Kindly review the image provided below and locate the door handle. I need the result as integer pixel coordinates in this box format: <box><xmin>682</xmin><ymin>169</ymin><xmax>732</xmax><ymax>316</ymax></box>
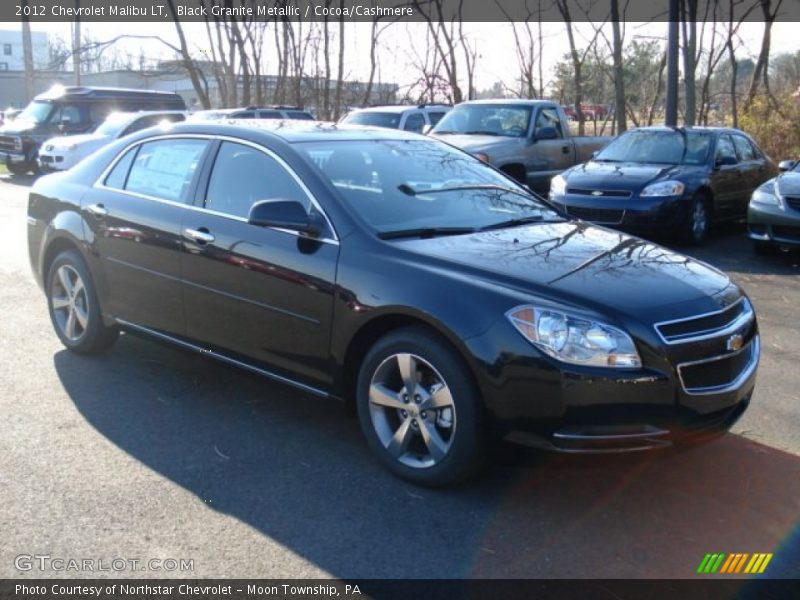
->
<box><xmin>86</xmin><ymin>203</ymin><xmax>108</xmax><ymax>218</ymax></box>
<box><xmin>184</xmin><ymin>227</ymin><xmax>215</xmax><ymax>244</ymax></box>
<box><xmin>562</xmin><ymin>145</ymin><xmax>570</xmax><ymax>154</ymax></box>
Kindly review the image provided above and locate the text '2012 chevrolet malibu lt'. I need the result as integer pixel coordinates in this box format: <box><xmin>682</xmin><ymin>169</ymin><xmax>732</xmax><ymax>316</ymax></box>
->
<box><xmin>27</xmin><ymin>120</ymin><xmax>759</xmax><ymax>486</ymax></box>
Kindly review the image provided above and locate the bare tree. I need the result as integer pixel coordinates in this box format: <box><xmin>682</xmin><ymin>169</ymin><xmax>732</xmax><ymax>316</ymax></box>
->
<box><xmin>166</xmin><ymin>0</ymin><xmax>211</xmax><ymax>108</ymax></box>
<box><xmin>609</xmin><ymin>0</ymin><xmax>626</xmax><ymax>132</ymax></box>
<box><xmin>72</xmin><ymin>1</ymin><xmax>81</xmax><ymax>85</ymax></box>
<box><xmin>20</xmin><ymin>0</ymin><xmax>34</xmax><ymax>102</ymax></box>
<box><xmin>744</xmin><ymin>0</ymin><xmax>783</xmax><ymax>110</ymax></box>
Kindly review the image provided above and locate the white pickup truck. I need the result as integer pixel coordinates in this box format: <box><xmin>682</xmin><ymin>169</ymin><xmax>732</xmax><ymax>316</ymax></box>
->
<box><xmin>430</xmin><ymin>99</ymin><xmax>612</xmax><ymax>193</ymax></box>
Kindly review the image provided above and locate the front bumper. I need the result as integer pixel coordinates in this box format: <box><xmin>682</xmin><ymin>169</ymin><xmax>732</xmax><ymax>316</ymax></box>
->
<box><xmin>465</xmin><ymin>311</ymin><xmax>758</xmax><ymax>453</ymax></box>
<box><xmin>37</xmin><ymin>153</ymin><xmax>71</xmax><ymax>171</ymax></box>
<box><xmin>748</xmin><ymin>201</ymin><xmax>800</xmax><ymax>246</ymax></box>
<box><xmin>550</xmin><ymin>192</ymin><xmax>690</xmax><ymax>234</ymax></box>
<box><xmin>0</xmin><ymin>151</ymin><xmax>28</xmax><ymax>164</ymax></box>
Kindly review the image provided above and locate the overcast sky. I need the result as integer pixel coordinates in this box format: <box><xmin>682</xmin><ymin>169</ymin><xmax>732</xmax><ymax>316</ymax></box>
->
<box><xmin>8</xmin><ymin>20</ymin><xmax>800</xmax><ymax>93</ymax></box>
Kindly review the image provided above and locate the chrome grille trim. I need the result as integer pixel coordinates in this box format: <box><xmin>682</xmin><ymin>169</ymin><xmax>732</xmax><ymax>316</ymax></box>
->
<box><xmin>654</xmin><ymin>297</ymin><xmax>753</xmax><ymax>345</ymax></box>
<box><xmin>677</xmin><ymin>336</ymin><xmax>760</xmax><ymax>396</ymax></box>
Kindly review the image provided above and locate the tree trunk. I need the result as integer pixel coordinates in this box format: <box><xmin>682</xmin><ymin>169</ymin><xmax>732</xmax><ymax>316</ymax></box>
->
<box><xmin>21</xmin><ymin>1</ymin><xmax>34</xmax><ymax>102</ymax></box>
<box><xmin>610</xmin><ymin>0</ymin><xmax>626</xmax><ymax>133</ymax></box>
<box><xmin>333</xmin><ymin>11</ymin><xmax>345</xmax><ymax>120</ymax></box>
<box><xmin>680</xmin><ymin>0</ymin><xmax>698</xmax><ymax>126</ymax></box>
<box><xmin>72</xmin><ymin>5</ymin><xmax>81</xmax><ymax>85</ymax></box>
<box><xmin>166</xmin><ymin>0</ymin><xmax>210</xmax><ymax>108</ymax></box>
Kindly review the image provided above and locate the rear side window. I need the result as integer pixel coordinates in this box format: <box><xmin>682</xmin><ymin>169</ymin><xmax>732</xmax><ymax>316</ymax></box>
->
<box><xmin>258</xmin><ymin>110</ymin><xmax>282</xmax><ymax>119</ymax></box>
<box><xmin>124</xmin><ymin>139</ymin><xmax>208</xmax><ymax>203</ymax></box>
<box><xmin>715</xmin><ymin>135</ymin><xmax>737</xmax><ymax>161</ymax></box>
<box><xmin>205</xmin><ymin>141</ymin><xmax>310</xmax><ymax>219</ymax></box>
<box><xmin>733</xmin><ymin>135</ymin><xmax>756</xmax><ymax>161</ymax></box>
<box><xmin>428</xmin><ymin>112</ymin><xmax>447</xmax><ymax>126</ymax></box>
<box><xmin>287</xmin><ymin>111</ymin><xmax>314</xmax><ymax>120</ymax></box>
<box><xmin>403</xmin><ymin>113</ymin><xmax>426</xmax><ymax>133</ymax></box>
<box><xmin>104</xmin><ymin>146</ymin><xmax>138</xmax><ymax>189</ymax></box>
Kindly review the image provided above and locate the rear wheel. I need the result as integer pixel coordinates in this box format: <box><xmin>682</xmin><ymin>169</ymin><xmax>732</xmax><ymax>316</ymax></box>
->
<box><xmin>46</xmin><ymin>250</ymin><xmax>119</xmax><ymax>354</ymax></box>
<box><xmin>356</xmin><ymin>327</ymin><xmax>485</xmax><ymax>486</ymax></box>
<box><xmin>6</xmin><ymin>161</ymin><xmax>30</xmax><ymax>176</ymax></box>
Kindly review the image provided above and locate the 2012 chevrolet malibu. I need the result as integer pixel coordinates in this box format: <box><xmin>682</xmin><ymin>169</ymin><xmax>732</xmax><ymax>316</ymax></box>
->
<box><xmin>27</xmin><ymin>121</ymin><xmax>760</xmax><ymax>486</ymax></box>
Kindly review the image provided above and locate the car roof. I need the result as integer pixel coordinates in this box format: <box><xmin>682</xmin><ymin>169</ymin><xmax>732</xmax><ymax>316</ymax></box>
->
<box><xmin>455</xmin><ymin>99</ymin><xmax>559</xmax><ymax>106</ymax></box>
<box><xmin>628</xmin><ymin>125</ymin><xmax>750</xmax><ymax>135</ymax></box>
<box><xmin>104</xmin><ymin>110</ymin><xmax>186</xmax><ymax>123</ymax></box>
<box><xmin>159</xmin><ymin>119</ymin><xmax>427</xmax><ymax>143</ymax></box>
<box><xmin>349</xmin><ymin>105</ymin><xmax>449</xmax><ymax>114</ymax></box>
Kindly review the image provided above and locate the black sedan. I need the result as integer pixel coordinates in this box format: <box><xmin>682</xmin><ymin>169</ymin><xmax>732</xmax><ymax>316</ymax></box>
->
<box><xmin>28</xmin><ymin>121</ymin><xmax>759</xmax><ymax>486</ymax></box>
<box><xmin>748</xmin><ymin>159</ymin><xmax>800</xmax><ymax>252</ymax></box>
<box><xmin>549</xmin><ymin>126</ymin><xmax>777</xmax><ymax>244</ymax></box>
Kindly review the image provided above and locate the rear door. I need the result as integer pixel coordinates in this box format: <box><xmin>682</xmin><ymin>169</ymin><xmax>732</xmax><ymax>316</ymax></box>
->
<box><xmin>82</xmin><ymin>136</ymin><xmax>211</xmax><ymax>335</ymax></box>
<box><xmin>181</xmin><ymin>140</ymin><xmax>339</xmax><ymax>387</ymax></box>
<box><xmin>710</xmin><ymin>134</ymin><xmax>742</xmax><ymax>217</ymax></box>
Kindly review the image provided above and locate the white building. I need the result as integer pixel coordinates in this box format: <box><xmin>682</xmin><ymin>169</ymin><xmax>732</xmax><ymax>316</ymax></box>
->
<box><xmin>0</xmin><ymin>29</ymin><xmax>49</xmax><ymax>72</ymax></box>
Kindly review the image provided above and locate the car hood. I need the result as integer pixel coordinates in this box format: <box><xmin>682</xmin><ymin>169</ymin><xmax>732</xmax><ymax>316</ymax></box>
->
<box><xmin>44</xmin><ymin>133</ymin><xmax>109</xmax><ymax>150</ymax></box>
<box><xmin>395</xmin><ymin>221</ymin><xmax>735</xmax><ymax>322</ymax></box>
<box><xmin>775</xmin><ymin>172</ymin><xmax>800</xmax><ymax>197</ymax></box>
<box><xmin>430</xmin><ymin>133</ymin><xmax>525</xmax><ymax>154</ymax></box>
<box><xmin>563</xmin><ymin>161</ymin><xmax>690</xmax><ymax>191</ymax></box>
<box><xmin>0</xmin><ymin>120</ymin><xmax>37</xmax><ymax>135</ymax></box>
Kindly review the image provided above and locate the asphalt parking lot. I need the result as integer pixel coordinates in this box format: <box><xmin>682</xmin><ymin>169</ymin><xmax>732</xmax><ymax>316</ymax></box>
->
<box><xmin>1</xmin><ymin>173</ymin><xmax>799</xmax><ymax>579</ymax></box>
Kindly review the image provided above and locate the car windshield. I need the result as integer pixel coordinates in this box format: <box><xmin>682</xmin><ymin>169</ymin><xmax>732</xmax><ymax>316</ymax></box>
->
<box><xmin>595</xmin><ymin>129</ymin><xmax>713</xmax><ymax>165</ymax></box>
<box><xmin>432</xmin><ymin>104</ymin><xmax>531</xmax><ymax>138</ymax></box>
<box><xmin>16</xmin><ymin>100</ymin><xmax>54</xmax><ymax>124</ymax></box>
<box><xmin>95</xmin><ymin>113</ymin><xmax>132</xmax><ymax>137</ymax></box>
<box><xmin>297</xmin><ymin>139</ymin><xmax>561</xmax><ymax>236</ymax></box>
<box><xmin>342</xmin><ymin>112</ymin><xmax>402</xmax><ymax>129</ymax></box>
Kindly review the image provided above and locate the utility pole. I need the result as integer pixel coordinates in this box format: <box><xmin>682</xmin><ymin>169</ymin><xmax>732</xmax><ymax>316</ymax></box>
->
<box><xmin>72</xmin><ymin>2</ymin><xmax>81</xmax><ymax>85</ymax></box>
<box><xmin>21</xmin><ymin>0</ymin><xmax>34</xmax><ymax>102</ymax></box>
<box><xmin>665</xmin><ymin>0</ymin><xmax>680</xmax><ymax>125</ymax></box>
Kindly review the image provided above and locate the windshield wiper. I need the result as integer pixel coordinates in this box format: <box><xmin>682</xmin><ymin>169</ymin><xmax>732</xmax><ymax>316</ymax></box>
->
<box><xmin>398</xmin><ymin>183</ymin><xmax>530</xmax><ymax>197</ymax></box>
<box><xmin>465</xmin><ymin>130</ymin><xmax>502</xmax><ymax>136</ymax></box>
<box><xmin>431</xmin><ymin>130</ymin><xmax>458</xmax><ymax>135</ymax></box>
<box><xmin>592</xmin><ymin>158</ymin><xmax>621</xmax><ymax>163</ymax></box>
<box><xmin>480</xmin><ymin>215</ymin><xmax>558</xmax><ymax>231</ymax></box>
<box><xmin>378</xmin><ymin>226</ymin><xmax>477</xmax><ymax>240</ymax></box>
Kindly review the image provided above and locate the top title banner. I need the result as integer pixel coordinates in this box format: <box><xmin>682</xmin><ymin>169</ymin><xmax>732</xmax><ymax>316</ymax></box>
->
<box><xmin>4</xmin><ymin>0</ymin><xmax>797</xmax><ymax>23</ymax></box>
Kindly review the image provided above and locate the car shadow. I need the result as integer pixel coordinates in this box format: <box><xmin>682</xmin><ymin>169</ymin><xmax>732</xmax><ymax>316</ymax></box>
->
<box><xmin>53</xmin><ymin>334</ymin><xmax>800</xmax><ymax>579</ymax></box>
<box><xmin>0</xmin><ymin>173</ymin><xmax>41</xmax><ymax>187</ymax></box>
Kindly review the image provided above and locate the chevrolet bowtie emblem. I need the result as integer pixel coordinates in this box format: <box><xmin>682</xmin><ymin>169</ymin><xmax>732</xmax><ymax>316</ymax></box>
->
<box><xmin>726</xmin><ymin>334</ymin><xmax>744</xmax><ymax>352</ymax></box>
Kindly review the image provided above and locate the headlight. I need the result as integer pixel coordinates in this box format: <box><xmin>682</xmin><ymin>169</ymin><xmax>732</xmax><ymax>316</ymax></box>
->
<box><xmin>751</xmin><ymin>183</ymin><xmax>781</xmax><ymax>207</ymax></box>
<box><xmin>640</xmin><ymin>180</ymin><xmax>686</xmax><ymax>197</ymax></box>
<box><xmin>507</xmin><ymin>305</ymin><xmax>641</xmax><ymax>368</ymax></box>
<box><xmin>550</xmin><ymin>174</ymin><xmax>567</xmax><ymax>195</ymax></box>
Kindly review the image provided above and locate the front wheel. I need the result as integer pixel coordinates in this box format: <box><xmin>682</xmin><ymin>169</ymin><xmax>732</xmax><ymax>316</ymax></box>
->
<box><xmin>46</xmin><ymin>250</ymin><xmax>119</xmax><ymax>354</ymax></box>
<box><xmin>681</xmin><ymin>194</ymin><xmax>711</xmax><ymax>245</ymax></box>
<box><xmin>356</xmin><ymin>327</ymin><xmax>485</xmax><ymax>486</ymax></box>
<box><xmin>6</xmin><ymin>161</ymin><xmax>31</xmax><ymax>176</ymax></box>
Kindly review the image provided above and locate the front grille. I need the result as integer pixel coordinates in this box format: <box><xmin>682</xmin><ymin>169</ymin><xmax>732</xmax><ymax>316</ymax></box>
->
<box><xmin>655</xmin><ymin>297</ymin><xmax>753</xmax><ymax>344</ymax></box>
<box><xmin>39</xmin><ymin>156</ymin><xmax>54</xmax><ymax>164</ymax></box>
<box><xmin>0</xmin><ymin>135</ymin><xmax>21</xmax><ymax>152</ymax></box>
<box><xmin>567</xmin><ymin>187</ymin><xmax>632</xmax><ymax>198</ymax></box>
<box><xmin>566</xmin><ymin>206</ymin><xmax>624</xmax><ymax>224</ymax></box>
<box><xmin>773</xmin><ymin>226</ymin><xmax>800</xmax><ymax>242</ymax></box>
<box><xmin>678</xmin><ymin>336</ymin><xmax>759</xmax><ymax>395</ymax></box>
<box><xmin>784</xmin><ymin>196</ymin><xmax>800</xmax><ymax>212</ymax></box>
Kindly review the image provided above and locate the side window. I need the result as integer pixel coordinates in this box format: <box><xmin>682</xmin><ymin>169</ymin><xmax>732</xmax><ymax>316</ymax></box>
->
<box><xmin>205</xmin><ymin>141</ymin><xmax>310</xmax><ymax>219</ymax></box>
<box><xmin>535</xmin><ymin>108</ymin><xmax>563</xmax><ymax>139</ymax></box>
<box><xmin>231</xmin><ymin>111</ymin><xmax>256</xmax><ymax>119</ymax></box>
<box><xmin>49</xmin><ymin>104</ymin><xmax>86</xmax><ymax>127</ymax></box>
<box><xmin>715</xmin><ymin>135</ymin><xmax>737</xmax><ymax>162</ymax></box>
<box><xmin>733</xmin><ymin>135</ymin><xmax>756</xmax><ymax>161</ymax></box>
<box><xmin>428</xmin><ymin>112</ymin><xmax>446</xmax><ymax>126</ymax></box>
<box><xmin>258</xmin><ymin>110</ymin><xmax>282</xmax><ymax>119</ymax></box>
<box><xmin>125</xmin><ymin>139</ymin><xmax>208</xmax><ymax>203</ymax></box>
<box><xmin>104</xmin><ymin>146</ymin><xmax>138</xmax><ymax>190</ymax></box>
<box><xmin>403</xmin><ymin>113</ymin><xmax>426</xmax><ymax>133</ymax></box>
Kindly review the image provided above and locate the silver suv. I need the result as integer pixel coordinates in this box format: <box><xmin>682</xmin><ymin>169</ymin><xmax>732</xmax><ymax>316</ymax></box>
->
<box><xmin>340</xmin><ymin>104</ymin><xmax>451</xmax><ymax>133</ymax></box>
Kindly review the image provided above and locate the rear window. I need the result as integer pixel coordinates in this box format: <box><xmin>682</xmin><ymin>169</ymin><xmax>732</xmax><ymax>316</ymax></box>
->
<box><xmin>342</xmin><ymin>111</ymin><xmax>401</xmax><ymax>129</ymax></box>
<box><xmin>287</xmin><ymin>111</ymin><xmax>314</xmax><ymax>120</ymax></box>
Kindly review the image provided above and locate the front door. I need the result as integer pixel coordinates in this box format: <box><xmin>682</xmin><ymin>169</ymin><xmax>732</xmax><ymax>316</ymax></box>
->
<box><xmin>526</xmin><ymin>106</ymin><xmax>574</xmax><ymax>192</ymax></box>
<box><xmin>181</xmin><ymin>140</ymin><xmax>339</xmax><ymax>388</ymax></box>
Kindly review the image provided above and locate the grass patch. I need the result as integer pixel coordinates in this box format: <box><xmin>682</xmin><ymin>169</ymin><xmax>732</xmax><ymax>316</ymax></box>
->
<box><xmin>0</xmin><ymin>163</ymin><xmax>7</xmax><ymax>175</ymax></box>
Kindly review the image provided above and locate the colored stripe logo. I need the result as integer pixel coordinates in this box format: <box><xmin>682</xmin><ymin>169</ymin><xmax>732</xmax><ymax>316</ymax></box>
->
<box><xmin>697</xmin><ymin>553</ymin><xmax>773</xmax><ymax>574</ymax></box>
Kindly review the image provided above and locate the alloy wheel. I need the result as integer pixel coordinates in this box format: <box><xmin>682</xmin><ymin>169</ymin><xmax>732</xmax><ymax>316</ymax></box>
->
<box><xmin>692</xmin><ymin>200</ymin><xmax>708</xmax><ymax>240</ymax></box>
<box><xmin>368</xmin><ymin>352</ymin><xmax>456</xmax><ymax>468</ymax></box>
<box><xmin>50</xmin><ymin>265</ymin><xmax>89</xmax><ymax>342</ymax></box>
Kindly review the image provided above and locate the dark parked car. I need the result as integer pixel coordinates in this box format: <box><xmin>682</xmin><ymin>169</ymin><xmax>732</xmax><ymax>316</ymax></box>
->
<box><xmin>549</xmin><ymin>126</ymin><xmax>778</xmax><ymax>244</ymax></box>
<box><xmin>0</xmin><ymin>85</ymin><xmax>186</xmax><ymax>176</ymax></box>
<box><xmin>748</xmin><ymin>159</ymin><xmax>800</xmax><ymax>252</ymax></box>
<box><xmin>28</xmin><ymin>121</ymin><xmax>759</xmax><ymax>486</ymax></box>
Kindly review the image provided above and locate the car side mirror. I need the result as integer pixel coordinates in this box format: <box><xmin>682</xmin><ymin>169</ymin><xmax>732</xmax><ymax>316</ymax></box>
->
<box><xmin>248</xmin><ymin>199</ymin><xmax>323</xmax><ymax>237</ymax></box>
<box><xmin>778</xmin><ymin>159</ymin><xmax>797</xmax><ymax>172</ymax></box>
<box><xmin>535</xmin><ymin>126</ymin><xmax>558</xmax><ymax>141</ymax></box>
<box><xmin>715</xmin><ymin>155</ymin><xmax>737</xmax><ymax>168</ymax></box>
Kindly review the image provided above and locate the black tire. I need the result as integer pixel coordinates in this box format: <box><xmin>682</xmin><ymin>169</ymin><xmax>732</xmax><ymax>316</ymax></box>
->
<box><xmin>6</xmin><ymin>161</ymin><xmax>30</xmax><ymax>176</ymax></box>
<box><xmin>681</xmin><ymin>193</ymin><xmax>711</xmax><ymax>245</ymax></box>
<box><xmin>356</xmin><ymin>327</ymin><xmax>485</xmax><ymax>486</ymax></box>
<box><xmin>46</xmin><ymin>250</ymin><xmax>119</xmax><ymax>355</ymax></box>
